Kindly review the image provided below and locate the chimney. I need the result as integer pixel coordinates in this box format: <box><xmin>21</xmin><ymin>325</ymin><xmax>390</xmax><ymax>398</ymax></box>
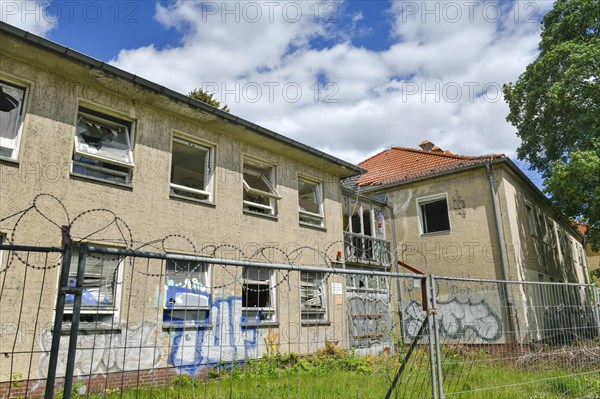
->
<box><xmin>418</xmin><ymin>140</ymin><xmax>435</xmax><ymax>151</ymax></box>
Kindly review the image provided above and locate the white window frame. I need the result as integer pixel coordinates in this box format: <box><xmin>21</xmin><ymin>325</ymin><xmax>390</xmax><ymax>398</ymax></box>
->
<box><xmin>242</xmin><ymin>157</ymin><xmax>281</xmax><ymax>216</ymax></box>
<box><xmin>72</xmin><ymin>107</ymin><xmax>135</xmax><ymax>184</ymax></box>
<box><xmin>300</xmin><ymin>271</ymin><xmax>327</xmax><ymax>323</ymax></box>
<box><xmin>298</xmin><ymin>176</ymin><xmax>325</xmax><ymax>228</ymax></box>
<box><xmin>242</xmin><ymin>267</ymin><xmax>276</xmax><ymax>325</ymax></box>
<box><xmin>170</xmin><ymin>135</ymin><xmax>215</xmax><ymax>203</ymax></box>
<box><xmin>525</xmin><ymin>202</ymin><xmax>538</xmax><ymax>237</ymax></box>
<box><xmin>63</xmin><ymin>246</ymin><xmax>124</xmax><ymax>328</ymax></box>
<box><xmin>163</xmin><ymin>257</ymin><xmax>211</xmax><ymax>327</ymax></box>
<box><xmin>416</xmin><ymin>193</ymin><xmax>451</xmax><ymax>235</ymax></box>
<box><xmin>0</xmin><ymin>78</ymin><xmax>28</xmax><ymax>161</ymax></box>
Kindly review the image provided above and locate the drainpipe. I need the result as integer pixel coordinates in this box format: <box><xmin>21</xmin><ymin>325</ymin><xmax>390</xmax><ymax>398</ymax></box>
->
<box><xmin>486</xmin><ymin>162</ymin><xmax>517</xmax><ymax>343</ymax></box>
<box><xmin>382</xmin><ymin>198</ymin><xmax>404</xmax><ymax>340</ymax></box>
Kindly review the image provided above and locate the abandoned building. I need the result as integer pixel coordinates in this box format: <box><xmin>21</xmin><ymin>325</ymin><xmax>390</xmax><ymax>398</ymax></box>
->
<box><xmin>0</xmin><ymin>21</ymin><xmax>596</xmax><ymax>396</ymax></box>
<box><xmin>344</xmin><ymin>141</ymin><xmax>592</xmax><ymax>342</ymax></box>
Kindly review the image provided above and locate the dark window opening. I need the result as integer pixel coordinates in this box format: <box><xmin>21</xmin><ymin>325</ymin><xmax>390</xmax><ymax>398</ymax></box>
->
<box><xmin>420</xmin><ymin>198</ymin><xmax>450</xmax><ymax>233</ymax></box>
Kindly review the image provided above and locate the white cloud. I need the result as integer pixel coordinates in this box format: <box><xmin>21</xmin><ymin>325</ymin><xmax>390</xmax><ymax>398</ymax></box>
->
<box><xmin>110</xmin><ymin>0</ymin><xmax>551</xmax><ymax>164</ymax></box>
<box><xmin>0</xmin><ymin>0</ymin><xmax>56</xmax><ymax>36</ymax></box>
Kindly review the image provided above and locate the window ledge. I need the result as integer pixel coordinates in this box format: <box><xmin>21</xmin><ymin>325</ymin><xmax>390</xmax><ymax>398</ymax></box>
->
<box><xmin>70</xmin><ymin>172</ymin><xmax>133</xmax><ymax>190</ymax></box>
<box><xmin>299</xmin><ymin>222</ymin><xmax>327</xmax><ymax>232</ymax></box>
<box><xmin>0</xmin><ymin>156</ymin><xmax>19</xmax><ymax>166</ymax></box>
<box><xmin>420</xmin><ymin>230</ymin><xmax>451</xmax><ymax>237</ymax></box>
<box><xmin>301</xmin><ymin>321</ymin><xmax>331</xmax><ymax>327</ymax></box>
<box><xmin>243</xmin><ymin>210</ymin><xmax>278</xmax><ymax>221</ymax></box>
<box><xmin>242</xmin><ymin>321</ymin><xmax>279</xmax><ymax>329</ymax></box>
<box><xmin>61</xmin><ymin>322</ymin><xmax>120</xmax><ymax>334</ymax></box>
<box><xmin>169</xmin><ymin>193</ymin><xmax>215</xmax><ymax>207</ymax></box>
<box><xmin>162</xmin><ymin>322</ymin><xmax>213</xmax><ymax>329</ymax></box>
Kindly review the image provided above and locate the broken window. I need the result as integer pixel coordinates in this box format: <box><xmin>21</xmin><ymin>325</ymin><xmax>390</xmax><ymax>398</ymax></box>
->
<box><xmin>300</xmin><ymin>272</ymin><xmax>327</xmax><ymax>322</ymax></box>
<box><xmin>72</xmin><ymin>108</ymin><xmax>134</xmax><ymax>185</ymax></box>
<box><xmin>242</xmin><ymin>160</ymin><xmax>280</xmax><ymax>216</ymax></box>
<box><xmin>63</xmin><ymin>248</ymin><xmax>122</xmax><ymax>327</ymax></box>
<box><xmin>0</xmin><ymin>80</ymin><xmax>27</xmax><ymax>160</ymax></box>
<box><xmin>418</xmin><ymin>195</ymin><xmax>450</xmax><ymax>234</ymax></box>
<box><xmin>298</xmin><ymin>178</ymin><xmax>324</xmax><ymax>227</ymax></box>
<box><xmin>526</xmin><ymin>202</ymin><xmax>537</xmax><ymax>237</ymax></box>
<box><xmin>242</xmin><ymin>267</ymin><xmax>275</xmax><ymax>324</ymax></box>
<box><xmin>170</xmin><ymin>137</ymin><xmax>214</xmax><ymax>202</ymax></box>
<box><xmin>163</xmin><ymin>258</ymin><xmax>210</xmax><ymax>326</ymax></box>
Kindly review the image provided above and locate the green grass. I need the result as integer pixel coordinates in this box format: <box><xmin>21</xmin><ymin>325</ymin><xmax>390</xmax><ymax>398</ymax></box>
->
<box><xmin>59</xmin><ymin>344</ymin><xmax>600</xmax><ymax>399</ymax></box>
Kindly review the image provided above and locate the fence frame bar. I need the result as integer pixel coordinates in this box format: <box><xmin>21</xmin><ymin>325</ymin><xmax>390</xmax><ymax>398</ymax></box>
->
<box><xmin>44</xmin><ymin>226</ymin><xmax>72</xmax><ymax>399</ymax></box>
<box><xmin>425</xmin><ymin>275</ymin><xmax>439</xmax><ymax>399</ymax></box>
<box><xmin>430</xmin><ymin>275</ymin><xmax>444</xmax><ymax>399</ymax></box>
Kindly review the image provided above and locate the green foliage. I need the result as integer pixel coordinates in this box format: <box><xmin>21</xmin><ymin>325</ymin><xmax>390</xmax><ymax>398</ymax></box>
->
<box><xmin>503</xmin><ymin>0</ymin><xmax>600</xmax><ymax>249</ymax></box>
<box><xmin>188</xmin><ymin>88</ymin><xmax>230</xmax><ymax>112</ymax></box>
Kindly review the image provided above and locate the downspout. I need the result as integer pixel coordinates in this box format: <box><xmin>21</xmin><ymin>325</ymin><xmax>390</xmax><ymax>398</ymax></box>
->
<box><xmin>383</xmin><ymin>197</ymin><xmax>404</xmax><ymax>339</ymax></box>
<box><xmin>486</xmin><ymin>162</ymin><xmax>517</xmax><ymax>343</ymax></box>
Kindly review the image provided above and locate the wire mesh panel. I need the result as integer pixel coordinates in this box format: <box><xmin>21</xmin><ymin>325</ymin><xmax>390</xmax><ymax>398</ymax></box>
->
<box><xmin>0</xmin><ymin>245</ymin><xmax>65</xmax><ymax>398</ymax></box>
<box><xmin>432</xmin><ymin>277</ymin><xmax>600</xmax><ymax>398</ymax></box>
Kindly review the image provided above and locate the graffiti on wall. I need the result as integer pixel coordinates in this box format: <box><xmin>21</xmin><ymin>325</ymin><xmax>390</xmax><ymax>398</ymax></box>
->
<box><xmin>347</xmin><ymin>295</ymin><xmax>392</xmax><ymax>351</ymax></box>
<box><xmin>452</xmin><ymin>190</ymin><xmax>466</xmax><ymax>218</ymax></box>
<box><xmin>168</xmin><ymin>296</ymin><xmax>259</xmax><ymax>374</ymax></box>
<box><xmin>38</xmin><ymin>321</ymin><xmax>163</xmax><ymax>378</ymax></box>
<box><xmin>403</xmin><ymin>298</ymin><xmax>503</xmax><ymax>342</ymax></box>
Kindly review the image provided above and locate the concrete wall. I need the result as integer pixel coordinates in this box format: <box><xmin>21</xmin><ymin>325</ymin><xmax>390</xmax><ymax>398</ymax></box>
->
<box><xmin>0</xmin><ymin>35</ymin><xmax>350</xmax><ymax>381</ymax></box>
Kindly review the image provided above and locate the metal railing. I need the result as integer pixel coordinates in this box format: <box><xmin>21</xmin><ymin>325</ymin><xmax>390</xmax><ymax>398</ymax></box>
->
<box><xmin>344</xmin><ymin>232</ymin><xmax>392</xmax><ymax>267</ymax></box>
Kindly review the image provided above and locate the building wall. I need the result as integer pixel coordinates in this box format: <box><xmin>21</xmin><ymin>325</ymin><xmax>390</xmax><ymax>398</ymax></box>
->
<box><xmin>0</xmin><ymin>36</ymin><xmax>349</xmax><ymax>381</ymax></box>
<box><xmin>496</xmin><ymin>165</ymin><xmax>588</xmax><ymax>285</ymax></box>
<box><xmin>377</xmin><ymin>167</ymin><xmax>504</xmax><ymax>280</ymax></box>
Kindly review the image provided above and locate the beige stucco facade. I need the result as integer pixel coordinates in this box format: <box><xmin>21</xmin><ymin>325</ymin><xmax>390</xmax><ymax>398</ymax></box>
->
<box><xmin>0</xmin><ymin>30</ymin><xmax>359</xmax><ymax>382</ymax></box>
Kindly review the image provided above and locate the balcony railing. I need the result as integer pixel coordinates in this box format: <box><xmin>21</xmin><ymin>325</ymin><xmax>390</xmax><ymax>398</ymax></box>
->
<box><xmin>344</xmin><ymin>232</ymin><xmax>392</xmax><ymax>267</ymax></box>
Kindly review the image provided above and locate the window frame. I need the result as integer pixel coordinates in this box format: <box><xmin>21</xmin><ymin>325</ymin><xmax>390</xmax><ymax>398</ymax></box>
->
<box><xmin>525</xmin><ymin>202</ymin><xmax>538</xmax><ymax>237</ymax></box>
<box><xmin>300</xmin><ymin>271</ymin><xmax>328</xmax><ymax>323</ymax></box>
<box><xmin>416</xmin><ymin>193</ymin><xmax>451</xmax><ymax>235</ymax></box>
<box><xmin>71</xmin><ymin>107</ymin><xmax>135</xmax><ymax>185</ymax></box>
<box><xmin>241</xmin><ymin>267</ymin><xmax>277</xmax><ymax>326</ymax></box>
<box><xmin>242</xmin><ymin>157</ymin><xmax>281</xmax><ymax>217</ymax></box>
<box><xmin>163</xmin><ymin>256</ymin><xmax>211</xmax><ymax>327</ymax></box>
<box><xmin>0</xmin><ymin>78</ymin><xmax>28</xmax><ymax>161</ymax></box>
<box><xmin>169</xmin><ymin>135</ymin><xmax>216</xmax><ymax>203</ymax></box>
<box><xmin>62</xmin><ymin>246</ymin><xmax>124</xmax><ymax>328</ymax></box>
<box><xmin>298</xmin><ymin>176</ymin><xmax>325</xmax><ymax>228</ymax></box>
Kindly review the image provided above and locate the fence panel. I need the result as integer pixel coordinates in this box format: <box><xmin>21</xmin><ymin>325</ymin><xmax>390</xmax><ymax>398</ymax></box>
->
<box><xmin>431</xmin><ymin>277</ymin><xmax>600</xmax><ymax>398</ymax></box>
<box><xmin>2</xmin><ymin>242</ymin><xmax>600</xmax><ymax>399</ymax></box>
<box><xmin>0</xmin><ymin>245</ymin><xmax>65</xmax><ymax>399</ymax></box>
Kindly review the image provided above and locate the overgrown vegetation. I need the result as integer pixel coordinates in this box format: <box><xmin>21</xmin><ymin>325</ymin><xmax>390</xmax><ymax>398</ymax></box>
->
<box><xmin>52</xmin><ymin>342</ymin><xmax>600</xmax><ymax>399</ymax></box>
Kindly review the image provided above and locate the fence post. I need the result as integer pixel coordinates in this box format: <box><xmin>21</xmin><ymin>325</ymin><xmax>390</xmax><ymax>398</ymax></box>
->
<box><xmin>61</xmin><ymin>243</ymin><xmax>87</xmax><ymax>399</ymax></box>
<box><xmin>425</xmin><ymin>275</ymin><xmax>438</xmax><ymax>399</ymax></box>
<box><xmin>429</xmin><ymin>275</ymin><xmax>444</xmax><ymax>399</ymax></box>
<box><xmin>593</xmin><ymin>286</ymin><xmax>600</xmax><ymax>339</ymax></box>
<box><xmin>45</xmin><ymin>227</ymin><xmax>72</xmax><ymax>399</ymax></box>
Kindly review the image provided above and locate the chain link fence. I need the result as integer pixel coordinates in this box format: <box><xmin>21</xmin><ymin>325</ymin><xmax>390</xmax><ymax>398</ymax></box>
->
<box><xmin>1</xmin><ymin>243</ymin><xmax>599</xmax><ymax>398</ymax></box>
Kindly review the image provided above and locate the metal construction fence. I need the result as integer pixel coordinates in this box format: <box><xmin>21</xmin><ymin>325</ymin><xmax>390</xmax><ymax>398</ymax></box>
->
<box><xmin>0</xmin><ymin>243</ymin><xmax>599</xmax><ymax>399</ymax></box>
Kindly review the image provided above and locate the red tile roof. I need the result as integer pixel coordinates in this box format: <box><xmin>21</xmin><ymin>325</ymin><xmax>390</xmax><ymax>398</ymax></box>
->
<box><xmin>573</xmin><ymin>222</ymin><xmax>588</xmax><ymax>236</ymax></box>
<box><xmin>357</xmin><ymin>146</ymin><xmax>505</xmax><ymax>187</ymax></box>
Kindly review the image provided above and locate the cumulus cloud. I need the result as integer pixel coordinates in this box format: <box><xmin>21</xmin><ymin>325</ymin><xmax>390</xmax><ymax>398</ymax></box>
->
<box><xmin>0</xmin><ymin>0</ymin><xmax>56</xmax><ymax>36</ymax></box>
<box><xmin>110</xmin><ymin>0</ymin><xmax>552</xmax><ymax>164</ymax></box>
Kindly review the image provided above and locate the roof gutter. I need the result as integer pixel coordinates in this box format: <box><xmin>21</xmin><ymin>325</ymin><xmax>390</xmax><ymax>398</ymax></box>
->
<box><xmin>0</xmin><ymin>22</ymin><xmax>364</xmax><ymax>177</ymax></box>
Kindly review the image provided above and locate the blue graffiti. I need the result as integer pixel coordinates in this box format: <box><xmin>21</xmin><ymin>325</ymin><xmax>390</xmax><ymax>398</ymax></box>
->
<box><xmin>167</xmin><ymin>297</ymin><xmax>258</xmax><ymax>373</ymax></box>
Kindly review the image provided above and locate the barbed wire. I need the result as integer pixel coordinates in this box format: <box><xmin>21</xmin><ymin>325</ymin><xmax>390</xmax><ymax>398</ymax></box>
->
<box><xmin>0</xmin><ymin>194</ymin><xmax>345</xmax><ymax>290</ymax></box>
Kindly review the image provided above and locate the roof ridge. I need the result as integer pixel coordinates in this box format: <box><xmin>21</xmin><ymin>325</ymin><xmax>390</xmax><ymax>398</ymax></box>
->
<box><xmin>359</xmin><ymin>146</ymin><xmax>504</xmax><ymax>166</ymax></box>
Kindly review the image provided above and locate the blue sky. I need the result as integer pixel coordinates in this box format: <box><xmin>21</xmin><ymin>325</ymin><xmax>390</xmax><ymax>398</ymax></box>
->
<box><xmin>1</xmin><ymin>0</ymin><xmax>552</xmax><ymax>188</ymax></box>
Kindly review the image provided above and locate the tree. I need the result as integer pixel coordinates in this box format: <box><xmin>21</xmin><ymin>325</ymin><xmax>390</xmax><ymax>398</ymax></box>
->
<box><xmin>188</xmin><ymin>88</ymin><xmax>230</xmax><ymax>112</ymax></box>
<box><xmin>503</xmin><ymin>0</ymin><xmax>600</xmax><ymax>250</ymax></box>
